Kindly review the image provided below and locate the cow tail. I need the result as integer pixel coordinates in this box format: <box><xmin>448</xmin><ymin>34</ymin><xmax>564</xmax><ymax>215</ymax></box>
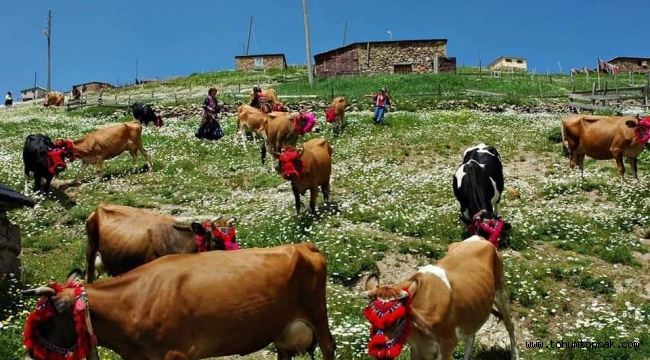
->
<box><xmin>560</xmin><ymin>121</ymin><xmax>571</xmax><ymax>158</ymax></box>
<box><xmin>85</xmin><ymin>211</ymin><xmax>100</xmax><ymax>282</ymax></box>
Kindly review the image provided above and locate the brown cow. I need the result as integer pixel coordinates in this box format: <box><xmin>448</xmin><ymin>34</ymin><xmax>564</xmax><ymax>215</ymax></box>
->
<box><xmin>65</xmin><ymin>121</ymin><xmax>152</xmax><ymax>183</ymax></box>
<box><xmin>325</xmin><ymin>96</ymin><xmax>347</xmax><ymax>136</ymax></box>
<box><xmin>278</xmin><ymin>138</ymin><xmax>332</xmax><ymax>215</ymax></box>
<box><xmin>235</xmin><ymin>104</ymin><xmax>268</xmax><ymax>149</ymax></box>
<box><xmin>85</xmin><ymin>203</ymin><xmax>238</xmax><ymax>283</ymax></box>
<box><xmin>43</xmin><ymin>92</ymin><xmax>64</xmax><ymax>107</ymax></box>
<box><xmin>260</xmin><ymin>112</ymin><xmax>312</xmax><ymax>172</ymax></box>
<box><xmin>561</xmin><ymin>114</ymin><xmax>650</xmax><ymax>181</ymax></box>
<box><xmin>362</xmin><ymin>235</ymin><xmax>519</xmax><ymax>360</ymax></box>
<box><xmin>22</xmin><ymin>242</ymin><xmax>336</xmax><ymax>360</ymax></box>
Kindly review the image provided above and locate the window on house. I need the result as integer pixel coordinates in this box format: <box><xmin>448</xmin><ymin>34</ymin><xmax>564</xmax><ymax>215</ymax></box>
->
<box><xmin>254</xmin><ymin>57</ymin><xmax>264</xmax><ymax>68</ymax></box>
<box><xmin>516</xmin><ymin>60</ymin><xmax>523</xmax><ymax>64</ymax></box>
<box><xmin>505</xmin><ymin>58</ymin><xmax>512</xmax><ymax>63</ymax></box>
<box><xmin>638</xmin><ymin>61</ymin><xmax>647</xmax><ymax>67</ymax></box>
<box><xmin>394</xmin><ymin>64</ymin><xmax>412</xmax><ymax>74</ymax></box>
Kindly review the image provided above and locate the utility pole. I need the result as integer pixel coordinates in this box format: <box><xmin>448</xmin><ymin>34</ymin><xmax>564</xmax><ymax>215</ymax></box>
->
<box><xmin>245</xmin><ymin>15</ymin><xmax>253</xmax><ymax>56</ymax></box>
<box><xmin>342</xmin><ymin>19</ymin><xmax>347</xmax><ymax>46</ymax></box>
<box><xmin>44</xmin><ymin>9</ymin><xmax>52</xmax><ymax>92</ymax></box>
<box><xmin>33</xmin><ymin>71</ymin><xmax>37</xmax><ymax>90</ymax></box>
<box><xmin>302</xmin><ymin>0</ymin><xmax>314</xmax><ymax>86</ymax></box>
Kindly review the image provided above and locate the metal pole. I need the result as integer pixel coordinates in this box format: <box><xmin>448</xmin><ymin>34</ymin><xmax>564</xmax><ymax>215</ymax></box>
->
<box><xmin>246</xmin><ymin>15</ymin><xmax>253</xmax><ymax>55</ymax></box>
<box><xmin>44</xmin><ymin>10</ymin><xmax>52</xmax><ymax>92</ymax></box>
<box><xmin>33</xmin><ymin>71</ymin><xmax>37</xmax><ymax>90</ymax></box>
<box><xmin>302</xmin><ymin>0</ymin><xmax>314</xmax><ymax>86</ymax></box>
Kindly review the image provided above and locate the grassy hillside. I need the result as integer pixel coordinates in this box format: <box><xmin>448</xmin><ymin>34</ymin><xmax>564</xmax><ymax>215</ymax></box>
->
<box><xmin>91</xmin><ymin>67</ymin><xmax>650</xmax><ymax>107</ymax></box>
<box><xmin>1</xmin><ymin>77</ymin><xmax>649</xmax><ymax>359</ymax></box>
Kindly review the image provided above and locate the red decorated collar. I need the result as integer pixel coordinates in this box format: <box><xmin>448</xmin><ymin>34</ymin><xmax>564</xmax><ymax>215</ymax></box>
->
<box><xmin>23</xmin><ymin>280</ymin><xmax>97</xmax><ymax>360</ymax></box>
<box><xmin>364</xmin><ymin>289</ymin><xmax>412</xmax><ymax>359</ymax></box>
<box><xmin>467</xmin><ymin>211</ymin><xmax>504</xmax><ymax>248</ymax></box>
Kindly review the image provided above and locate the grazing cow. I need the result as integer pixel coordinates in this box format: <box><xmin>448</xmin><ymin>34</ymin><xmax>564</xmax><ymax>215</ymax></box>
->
<box><xmin>64</xmin><ymin>121</ymin><xmax>152</xmax><ymax>183</ymax></box>
<box><xmin>22</xmin><ymin>134</ymin><xmax>75</xmax><ymax>193</ymax></box>
<box><xmin>235</xmin><ymin>104</ymin><xmax>269</xmax><ymax>149</ymax></box>
<box><xmin>278</xmin><ymin>138</ymin><xmax>332</xmax><ymax>215</ymax></box>
<box><xmin>561</xmin><ymin>114</ymin><xmax>650</xmax><ymax>181</ymax></box>
<box><xmin>325</xmin><ymin>96</ymin><xmax>347</xmax><ymax>136</ymax></box>
<box><xmin>131</xmin><ymin>102</ymin><xmax>163</xmax><ymax>127</ymax></box>
<box><xmin>43</xmin><ymin>92</ymin><xmax>64</xmax><ymax>107</ymax></box>
<box><xmin>22</xmin><ymin>242</ymin><xmax>336</xmax><ymax>360</ymax></box>
<box><xmin>259</xmin><ymin>111</ymin><xmax>312</xmax><ymax>171</ymax></box>
<box><xmin>452</xmin><ymin>143</ymin><xmax>505</xmax><ymax>247</ymax></box>
<box><xmin>85</xmin><ymin>203</ymin><xmax>238</xmax><ymax>283</ymax></box>
<box><xmin>362</xmin><ymin>236</ymin><xmax>519</xmax><ymax>360</ymax></box>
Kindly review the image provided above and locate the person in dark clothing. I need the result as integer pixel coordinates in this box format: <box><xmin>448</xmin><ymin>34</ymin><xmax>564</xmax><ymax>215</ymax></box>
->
<box><xmin>249</xmin><ymin>86</ymin><xmax>262</xmax><ymax>109</ymax></box>
<box><xmin>196</xmin><ymin>88</ymin><xmax>224</xmax><ymax>140</ymax></box>
<box><xmin>5</xmin><ymin>91</ymin><xmax>13</xmax><ymax>107</ymax></box>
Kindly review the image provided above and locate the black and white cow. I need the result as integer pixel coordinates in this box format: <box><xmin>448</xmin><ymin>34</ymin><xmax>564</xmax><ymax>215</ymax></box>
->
<box><xmin>452</xmin><ymin>143</ymin><xmax>505</xmax><ymax>247</ymax></box>
<box><xmin>22</xmin><ymin>134</ymin><xmax>74</xmax><ymax>193</ymax></box>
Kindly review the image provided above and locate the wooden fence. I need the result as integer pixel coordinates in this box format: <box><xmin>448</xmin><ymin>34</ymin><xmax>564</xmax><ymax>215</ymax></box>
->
<box><xmin>568</xmin><ymin>81</ymin><xmax>649</xmax><ymax>113</ymax></box>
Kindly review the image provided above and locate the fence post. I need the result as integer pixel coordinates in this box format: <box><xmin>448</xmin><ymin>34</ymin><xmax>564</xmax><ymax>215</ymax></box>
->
<box><xmin>644</xmin><ymin>81</ymin><xmax>649</xmax><ymax>112</ymax></box>
<box><xmin>591</xmin><ymin>82</ymin><xmax>597</xmax><ymax>107</ymax></box>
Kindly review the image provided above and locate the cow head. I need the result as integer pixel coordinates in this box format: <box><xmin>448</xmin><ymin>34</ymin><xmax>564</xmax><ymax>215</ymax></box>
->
<box><xmin>278</xmin><ymin>147</ymin><xmax>304</xmax><ymax>181</ymax></box>
<box><xmin>361</xmin><ymin>274</ymin><xmax>414</xmax><ymax>360</ymax></box>
<box><xmin>22</xmin><ymin>269</ymin><xmax>99</xmax><ymax>360</ymax></box>
<box><xmin>293</xmin><ymin>113</ymin><xmax>317</xmax><ymax>135</ymax></box>
<box><xmin>627</xmin><ymin>115</ymin><xmax>650</xmax><ymax>143</ymax></box>
<box><xmin>466</xmin><ymin>210</ymin><xmax>504</xmax><ymax>248</ymax></box>
<box><xmin>190</xmin><ymin>217</ymin><xmax>239</xmax><ymax>252</ymax></box>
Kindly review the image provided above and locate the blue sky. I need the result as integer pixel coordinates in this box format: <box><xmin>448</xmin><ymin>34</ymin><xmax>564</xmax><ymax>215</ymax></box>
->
<box><xmin>0</xmin><ymin>0</ymin><xmax>647</xmax><ymax>99</ymax></box>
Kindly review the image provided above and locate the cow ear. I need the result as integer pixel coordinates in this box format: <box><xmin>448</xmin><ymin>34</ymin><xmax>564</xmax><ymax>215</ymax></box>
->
<box><xmin>407</xmin><ymin>275</ymin><xmax>421</xmax><ymax>297</ymax></box>
<box><xmin>190</xmin><ymin>222</ymin><xmax>206</xmax><ymax>235</ymax></box>
<box><xmin>626</xmin><ymin>120</ymin><xmax>638</xmax><ymax>128</ymax></box>
<box><xmin>365</xmin><ymin>274</ymin><xmax>380</xmax><ymax>291</ymax></box>
<box><xmin>66</xmin><ymin>268</ymin><xmax>84</xmax><ymax>283</ymax></box>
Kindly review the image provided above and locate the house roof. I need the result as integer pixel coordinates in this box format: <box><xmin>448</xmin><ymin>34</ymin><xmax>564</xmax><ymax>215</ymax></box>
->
<box><xmin>486</xmin><ymin>56</ymin><xmax>527</xmax><ymax>68</ymax></box>
<box><xmin>235</xmin><ymin>53</ymin><xmax>286</xmax><ymax>59</ymax></box>
<box><xmin>20</xmin><ymin>86</ymin><xmax>47</xmax><ymax>93</ymax></box>
<box><xmin>72</xmin><ymin>81</ymin><xmax>115</xmax><ymax>88</ymax></box>
<box><xmin>0</xmin><ymin>183</ymin><xmax>35</xmax><ymax>211</ymax></box>
<box><xmin>608</xmin><ymin>56</ymin><xmax>650</xmax><ymax>62</ymax></box>
<box><xmin>313</xmin><ymin>39</ymin><xmax>448</xmax><ymax>60</ymax></box>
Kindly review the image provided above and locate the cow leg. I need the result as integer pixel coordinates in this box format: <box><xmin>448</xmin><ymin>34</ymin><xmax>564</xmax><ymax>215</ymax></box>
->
<box><xmin>463</xmin><ymin>335</ymin><xmax>475</xmax><ymax>360</ymax></box>
<box><xmin>292</xmin><ymin>184</ymin><xmax>301</xmax><ymax>215</ymax></box>
<box><xmin>136</xmin><ymin>142</ymin><xmax>152</xmax><ymax>171</ymax></box>
<box><xmin>630</xmin><ymin>157</ymin><xmax>639</xmax><ymax>181</ymax></box>
<box><xmin>43</xmin><ymin>176</ymin><xmax>53</xmax><ymax>193</ymax></box>
<box><xmin>320</xmin><ymin>183</ymin><xmax>330</xmax><ymax>204</ymax></box>
<box><xmin>163</xmin><ymin>351</ymin><xmax>190</xmax><ymax>360</ymax></box>
<box><xmin>309</xmin><ymin>187</ymin><xmax>319</xmax><ymax>214</ymax></box>
<box><xmin>613</xmin><ymin>153</ymin><xmax>626</xmax><ymax>182</ymax></box>
<box><xmin>128</xmin><ymin>144</ymin><xmax>139</xmax><ymax>166</ymax></box>
<box><xmin>494</xmin><ymin>288</ymin><xmax>520</xmax><ymax>360</ymax></box>
<box><xmin>24</xmin><ymin>171</ymin><xmax>30</xmax><ymax>192</ymax></box>
<box><xmin>75</xmin><ymin>162</ymin><xmax>90</xmax><ymax>184</ymax></box>
<box><xmin>94</xmin><ymin>159</ymin><xmax>104</xmax><ymax>183</ymax></box>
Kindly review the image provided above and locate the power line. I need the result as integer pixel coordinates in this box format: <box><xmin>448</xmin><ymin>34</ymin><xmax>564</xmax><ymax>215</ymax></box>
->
<box><xmin>0</xmin><ymin>23</ymin><xmax>43</xmax><ymax>53</ymax></box>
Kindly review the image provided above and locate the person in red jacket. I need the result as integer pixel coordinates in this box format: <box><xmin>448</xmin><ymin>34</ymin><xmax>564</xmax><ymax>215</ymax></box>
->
<box><xmin>366</xmin><ymin>87</ymin><xmax>391</xmax><ymax>124</ymax></box>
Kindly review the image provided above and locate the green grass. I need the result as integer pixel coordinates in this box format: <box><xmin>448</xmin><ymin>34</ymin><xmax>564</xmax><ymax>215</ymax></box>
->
<box><xmin>1</xmin><ymin>79</ymin><xmax>650</xmax><ymax>359</ymax></box>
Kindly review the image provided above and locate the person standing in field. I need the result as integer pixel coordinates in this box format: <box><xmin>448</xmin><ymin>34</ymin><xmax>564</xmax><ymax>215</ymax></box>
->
<box><xmin>196</xmin><ymin>87</ymin><xmax>224</xmax><ymax>140</ymax></box>
<box><xmin>4</xmin><ymin>91</ymin><xmax>13</xmax><ymax>107</ymax></box>
<box><xmin>366</xmin><ymin>87</ymin><xmax>390</xmax><ymax>124</ymax></box>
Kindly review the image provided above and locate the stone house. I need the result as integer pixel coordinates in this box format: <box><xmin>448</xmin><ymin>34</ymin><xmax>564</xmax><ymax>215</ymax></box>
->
<box><xmin>313</xmin><ymin>39</ymin><xmax>456</xmax><ymax>77</ymax></box>
<box><xmin>486</xmin><ymin>56</ymin><xmax>528</xmax><ymax>72</ymax></box>
<box><xmin>607</xmin><ymin>57</ymin><xmax>649</xmax><ymax>74</ymax></box>
<box><xmin>235</xmin><ymin>54</ymin><xmax>287</xmax><ymax>71</ymax></box>
<box><xmin>20</xmin><ymin>86</ymin><xmax>48</xmax><ymax>102</ymax></box>
<box><xmin>72</xmin><ymin>81</ymin><xmax>115</xmax><ymax>94</ymax></box>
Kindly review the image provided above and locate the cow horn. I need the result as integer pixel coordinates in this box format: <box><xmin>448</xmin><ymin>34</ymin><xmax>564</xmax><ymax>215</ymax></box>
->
<box><xmin>227</xmin><ymin>217</ymin><xmax>237</xmax><ymax>225</ymax></box>
<box><xmin>210</xmin><ymin>216</ymin><xmax>223</xmax><ymax>225</ymax></box>
<box><xmin>361</xmin><ymin>291</ymin><xmax>373</xmax><ymax>299</ymax></box>
<box><xmin>398</xmin><ymin>290</ymin><xmax>409</xmax><ymax>299</ymax></box>
<box><xmin>22</xmin><ymin>286</ymin><xmax>57</xmax><ymax>297</ymax></box>
<box><xmin>637</xmin><ymin>113</ymin><xmax>642</xmax><ymax>120</ymax></box>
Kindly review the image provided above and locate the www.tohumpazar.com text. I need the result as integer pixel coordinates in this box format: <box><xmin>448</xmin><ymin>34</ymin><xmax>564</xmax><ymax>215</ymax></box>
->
<box><xmin>526</xmin><ymin>340</ymin><xmax>640</xmax><ymax>349</ymax></box>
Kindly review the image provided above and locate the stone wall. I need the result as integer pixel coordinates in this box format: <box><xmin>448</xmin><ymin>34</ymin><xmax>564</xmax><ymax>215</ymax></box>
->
<box><xmin>610</xmin><ymin>59</ymin><xmax>649</xmax><ymax>74</ymax></box>
<box><xmin>357</xmin><ymin>41</ymin><xmax>448</xmax><ymax>74</ymax></box>
<box><xmin>236</xmin><ymin>55</ymin><xmax>287</xmax><ymax>71</ymax></box>
<box><xmin>0</xmin><ymin>212</ymin><xmax>22</xmax><ymax>281</ymax></box>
